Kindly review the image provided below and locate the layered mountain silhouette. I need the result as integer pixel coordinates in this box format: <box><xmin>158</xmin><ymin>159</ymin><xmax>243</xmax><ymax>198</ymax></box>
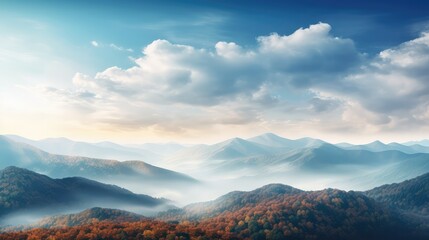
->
<box><xmin>403</xmin><ymin>139</ymin><xmax>429</xmax><ymax>147</ymax></box>
<box><xmin>3</xmin><ymin>133</ymin><xmax>429</xmax><ymax>203</ymax></box>
<box><xmin>248</xmin><ymin>133</ymin><xmax>326</xmax><ymax>148</ymax></box>
<box><xmin>168</xmin><ymin>134</ymin><xmax>326</xmax><ymax>164</ymax></box>
<box><xmin>5</xmin><ymin>135</ymin><xmax>161</xmax><ymax>163</ymax></box>
<box><xmin>165</xmin><ymin>134</ymin><xmax>429</xmax><ymax>190</ymax></box>
<box><xmin>167</xmin><ymin>137</ymin><xmax>274</xmax><ymax>163</ymax></box>
<box><xmin>0</xmin><ymin>166</ymin><xmax>170</xmax><ymax>222</ymax></box>
<box><xmin>337</xmin><ymin>140</ymin><xmax>429</xmax><ymax>154</ymax></box>
<box><xmin>0</xmin><ymin>136</ymin><xmax>197</xmax><ymax>189</ymax></box>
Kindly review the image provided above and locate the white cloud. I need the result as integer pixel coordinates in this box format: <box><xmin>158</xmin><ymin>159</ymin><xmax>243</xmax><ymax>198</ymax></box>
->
<box><xmin>310</xmin><ymin>30</ymin><xmax>429</xmax><ymax>133</ymax></box>
<box><xmin>72</xmin><ymin>23</ymin><xmax>360</xmax><ymax>106</ymax></box>
<box><xmin>91</xmin><ymin>41</ymin><xmax>133</xmax><ymax>52</ymax></box>
<box><xmin>109</xmin><ymin>43</ymin><xmax>133</xmax><ymax>52</ymax></box>
<box><xmin>39</xmin><ymin>23</ymin><xmax>429</xmax><ymax>138</ymax></box>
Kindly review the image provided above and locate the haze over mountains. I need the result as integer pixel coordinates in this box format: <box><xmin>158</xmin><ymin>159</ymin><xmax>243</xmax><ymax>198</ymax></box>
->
<box><xmin>126</xmin><ymin>142</ymin><xmax>185</xmax><ymax>156</ymax></box>
<box><xmin>6</xmin><ymin>176</ymin><xmax>429</xmax><ymax>239</ymax></box>
<box><xmin>3</xmin><ymin>133</ymin><xmax>429</xmax><ymax>199</ymax></box>
<box><xmin>337</xmin><ymin>140</ymin><xmax>429</xmax><ymax>154</ymax></box>
<box><xmin>403</xmin><ymin>140</ymin><xmax>429</xmax><ymax>147</ymax></box>
<box><xmin>1</xmin><ymin>133</ymin><xmax>429</xmax><ymax>239</ymax></box>
<box><xmin>0</xmin><ymin>167</ymin><xmax>171</xmax><ymax>226</ymax></box>
<box><xmin>5</xmin><ymin>135</ymin><xmax>162</xmax><ymax>163</ymax></box>
<box><xmin>158</xmin><ymin>133</ymin><xmax>429</xmax><ymax>193</ymax></box>
<box><xmin>2</xmin><ymin>0</ymin><xmax>428</xmax><ymax>238</ymax></box>
<box><xmin>157</xmin><ymin>177</ymin><xmax>429</xmax><ymax>239</ymax></box>
<box><xmin>0</xmin><ymin>136</ymin><xmax>198</xmax><ymax>202</ymax></box>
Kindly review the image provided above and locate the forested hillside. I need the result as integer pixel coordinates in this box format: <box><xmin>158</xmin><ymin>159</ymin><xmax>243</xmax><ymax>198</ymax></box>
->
<box><xmin>3</xmin><ymin>184</ymin><xmax>428</xmax><ymax>240</ymax></box>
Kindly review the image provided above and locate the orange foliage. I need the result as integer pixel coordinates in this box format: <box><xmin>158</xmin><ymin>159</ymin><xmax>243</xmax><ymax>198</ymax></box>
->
<box><xmin>0</xmin><ymin>189</ymin><xmax>423</xmax><ymax>240</ymax></box>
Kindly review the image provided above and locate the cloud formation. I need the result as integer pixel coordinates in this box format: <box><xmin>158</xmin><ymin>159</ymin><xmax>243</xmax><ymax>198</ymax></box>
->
<box><xmin>315</xmin><ymin>31</ymin><xmax>429</xmax><ymax>131</ymax></box>
<box><xmin>41</xmin><ymin>23</ymin><xmax>429</xmax><ymax>138</ymax></box>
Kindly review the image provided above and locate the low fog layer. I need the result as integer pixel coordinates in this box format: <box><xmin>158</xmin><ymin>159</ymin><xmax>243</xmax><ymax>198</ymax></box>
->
<box><xmin>0</xmin><ymin>167</ymin><xmax>172</xmax><ymax>227</ymax></box>
<box><xmin>3</xmin><ymin>133</ymin><xmax>429</xmax><ymax>207</ymax></box>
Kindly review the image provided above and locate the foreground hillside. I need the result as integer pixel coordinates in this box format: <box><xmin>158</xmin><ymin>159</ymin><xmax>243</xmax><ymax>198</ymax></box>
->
<box><xmin>25</xmin><ymin>208</ymin><xmax>145</xmax><ymax>230</ymax></box>
<box><xmin>159</xmin><ymin>184</ymin><xmax>303</xmax><ymax>221</ymax></box>
<box><xmin>365</xmin><ymin>172</ymin><xmax>429</xmax><ymax>216</ymax></box>
<box><xmin>159</xmin><ymin>184</ymin><xmax>420</xmax><ymax>240</ymax></box>
<box><xmin>3</xmin><ymin>182</ymin><xmax>428</xmax><ymax>240</ymax></box>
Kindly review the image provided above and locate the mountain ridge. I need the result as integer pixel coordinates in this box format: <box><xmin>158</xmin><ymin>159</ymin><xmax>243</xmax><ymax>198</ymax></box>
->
<box><xmin>0</xmin><ymin>166</ymin><xmax>170</xmax><ymax>224</ymax></box>
<box><xmin>364</xmin><ymin>172</ymin><xmax>429</xmax><ymax>216</ymax></box>
<box><xmin>0</xmin><ymin>136</ymin><xmax>197</xmax><ymax>186</ymax></box>
<box><xmin>5</xmin><ymin>135</ymin><xmax>161</xmax><ymax>162</ymax></box>
<box><xmin>2</xmin><ymin>176</ymin><xmax>429</xmax><ymax>239</ymax></box>
<box><xmin>12</xmin><ymin>207</ymin><xmax>146</xmax><ymax>231</ymax></box>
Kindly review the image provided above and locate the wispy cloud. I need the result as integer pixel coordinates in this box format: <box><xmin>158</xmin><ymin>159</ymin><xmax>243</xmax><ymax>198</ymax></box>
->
<box><xmin>90</xmin><ymin>41</ymin><xmax>133</xmax><ymax>52</ymax></box>
<box><xmin>109</xmin><ymin>43</ymin><xmax>133</xmax><ymax>52</ymax></box>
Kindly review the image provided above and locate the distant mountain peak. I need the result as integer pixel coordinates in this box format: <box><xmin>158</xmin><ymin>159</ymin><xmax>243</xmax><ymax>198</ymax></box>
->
<box><xmin>225</xmin><ymin>137</ymin><xmax>246</xmax><ymax>143</ymax></box>
<box><xmin>369</xmin><ymin>140</ymin><xmax>385</xmax><ymax>145</ymax></box>
<box><xmin>215</xmin><ymin>137</ymin><xmax>255</xmax><ymax>149</ymax></box>
<box><xmin>248</xmin><ymin>132</ymin><xmax>285</xmax><ymax>140</ymax></box>
<box><xmin>259</xmin><ymin>132</ymin><xmax>283</xmax><ymax>138</ymax></box>
<box><xmin>247</xmin><ymin>134</ymin><xmax>326</xmax><ymax>149</ymax></box>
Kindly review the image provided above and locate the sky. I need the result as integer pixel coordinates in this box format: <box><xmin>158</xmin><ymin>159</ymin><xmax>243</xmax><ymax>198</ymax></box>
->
<box><xmin>1</xmin><ymin>0</ymin><xmax>429</xmax><ymax>144</ymax></box>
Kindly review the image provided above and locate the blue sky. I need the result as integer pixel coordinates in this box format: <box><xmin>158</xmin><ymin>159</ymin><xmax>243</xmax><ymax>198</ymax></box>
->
<box><xmin>1</xmin><ymin>0</ymin><xmax>429</xmax><ymax>143</ymax></box>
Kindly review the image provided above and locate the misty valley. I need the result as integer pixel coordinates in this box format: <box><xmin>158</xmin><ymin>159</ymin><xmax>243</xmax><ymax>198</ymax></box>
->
<box><xmin>2</xmin><ymin>1</ymin><xmax>429</xmax><ymax>239</ymax></box>
<box><xmin>1</xmin><ymin>133</ymin><xmax>429</xmax><ymax>239</ymax></box>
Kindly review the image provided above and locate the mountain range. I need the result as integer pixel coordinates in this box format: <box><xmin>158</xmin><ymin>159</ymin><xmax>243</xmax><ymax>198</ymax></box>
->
<box><xmin>162</xmin><ymin>134</ymin><xmax>429</xmax><ymax>192</ymax></box>
<box><xmin>336</xmin><ymin>140</ymin><xmax>429</xmax><ymax>154</ymax></box>
<box><xmin>403</xmin><ymin>140</ymin><xmax>429</xmax><ymax>147</ymax></box>
<box><xmin>0</xmin><ymin>136</ymin><xmax>197</xmax><ymax>197</ymax></box>
<box><xmin>2</xmin><ymin>167</ymin><xmax>429</xmax><ymax>239</ymax></box>
<box><xmin>3</xmin><ymin>133</ymin><xmax>429</xmax><ymax>201</ymax></box>
<box><xmin>5</xmin><ymin>135</ymin><xmax>162</xmax><ymax>163</ymax></box>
